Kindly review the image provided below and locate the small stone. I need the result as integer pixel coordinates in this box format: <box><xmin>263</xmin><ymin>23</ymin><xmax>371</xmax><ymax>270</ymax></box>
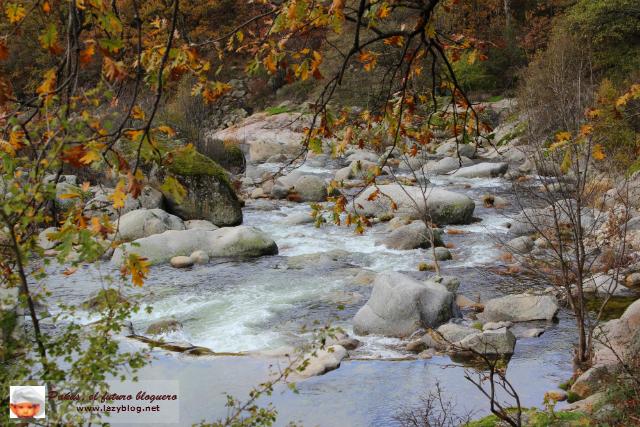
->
<box><xmin>433</xmin><ymin>247</ymin><xmax>452</xmax><ymax>261</ymax></box>
<box><xmin>406</xmin><ymin>340</ymin><xmax>427</xmax><ymax>353</ymax></box>
<box><xmin>625</xmin><ymin>272</ymin><xmax>640</xmax><ymax>289</ymax></box>
<box><xmin>170</xmin><ymin>256</ymin><xmax>194</xmax><ymax>268</ymax></box>
<box><xmin>520</xmin><ymin>328</ymin><xmax>545</xmax><ymax>338</ymax></box>
<box><xmin>482</xmin><ymin>321</ymin><xmax>513</xmax><ymax>331</ymax></box>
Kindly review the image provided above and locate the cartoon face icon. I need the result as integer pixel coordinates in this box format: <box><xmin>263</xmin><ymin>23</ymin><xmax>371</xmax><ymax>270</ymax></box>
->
<box><xmin>10</xmin><ymin>386</ymin><xmax>45</xmax><ymax>419</ymax></box>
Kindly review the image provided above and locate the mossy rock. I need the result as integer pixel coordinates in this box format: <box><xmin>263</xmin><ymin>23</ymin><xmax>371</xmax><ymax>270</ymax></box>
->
<box><xmin>163</xmin><ymin>149</ymin><xmax>243</xmax><ymax>227</ymax></box>
<box><xmin>145</xmin><ymin>319</ymin><xmax>183</xmax><ymax>335</ymax></box>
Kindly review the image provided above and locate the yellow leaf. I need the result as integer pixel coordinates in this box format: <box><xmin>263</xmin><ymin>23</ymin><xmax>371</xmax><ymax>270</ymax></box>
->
<box><xmin>157</xmin><ymin>125</ymin><xmax>176</xmax><ymax>137</ymax></box>
<box><xmin>131</xmin><ymin>105</ymin><xmax>145</xmax><ymax>120</ymax></box>
<box><xmin>555</xmin><ymin>131</ymin><xmax>571</xmax><ymax>143</ymax></box>
<box><xmin>110</xmin><ymin>180</ymin><xmax>127</xmax><ymax>209</ymax></box>
<box><xmin>9</xmin><ymin>129</ymin><xmax>24</xmax><ymax>149</ymax></box>
<box><xmin>80</xmin><ymin>149</ymin><xmax>101</xmax><ymax>164</ymax></box>
<box><xmin>592</xmin><ymin>144</ymin><xmax>606</xmax><ymax>161</ymax></box>
<box><xmin>58</xmin><ymin>193</ymin><xmax>80</xmax><ymax>200</ymax></box>
<box><xmin>5</xmin><ymin>3</ymin><xmax>26</xmax><ymax>24</ymax></box>
<box><xmin>579</xmin><ymin>124</ymin><xmax>593</xmax><ymax>137</ymax></box>
<box><xmin>36</xmin><ymin>68</ymin><xmax>57</xmax><ymax>97</ymax></box>
<box><xmin>377</xmin><ymin>3</ymin><xmax>391</xmax><ymax>19</ymax></box>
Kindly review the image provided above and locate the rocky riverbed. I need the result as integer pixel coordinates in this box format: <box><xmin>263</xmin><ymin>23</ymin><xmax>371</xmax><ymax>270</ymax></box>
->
<box><xmin>36</xmin><ymin>100</ymin><xmax>640</xmax><ymax>426</ymax></box>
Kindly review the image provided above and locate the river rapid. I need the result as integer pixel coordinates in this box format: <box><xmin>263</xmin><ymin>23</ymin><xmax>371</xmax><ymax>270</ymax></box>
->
<box><xmin>43</xmin><ymin>161</ymin><xmax>576</xmax><ymax>426</ymax></box>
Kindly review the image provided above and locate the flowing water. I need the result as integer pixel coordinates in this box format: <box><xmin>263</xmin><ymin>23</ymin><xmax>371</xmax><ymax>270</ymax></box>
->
<box><xmin>42</xmin><ymin>162</ymin><xmax>576</xmax><ymax>426</ymax></box>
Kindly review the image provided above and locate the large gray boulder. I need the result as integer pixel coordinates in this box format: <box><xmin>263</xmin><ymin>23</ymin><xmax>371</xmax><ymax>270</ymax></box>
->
<box><xmin>423</xmin><ymin>156</ymin><xmax>473</xmax><ymax>175</ymax></box>
<box><xmin>353</xmin><ymin>272</ymin><xmax>454</xmax><ymax>337</ymax></box>
<box><xmin>377</xmin><ymin>221</ymin><xmax>443</xmax><ymax>250</ymax></box>
<box><xmin>582</xmin><ymin>273</ymin><xmax>629</xmax><ymax>297</ymax></box>
<box><xmin>111</xmin><ymin>226</ymin><xmax>278</xmax><ymax>265</ymax></box>
<box><xmin>451</xmin><ymin>162</ymin><xmax>509</xmax><ymax>178</ymax></box>
<box><xmin>480</xmin><ymin>294</ymin><xmax>559</xmax><ymax>322</ymax></box>
<box><xmin>159</xmin><ymin>150</ymin><xmax>242</xmax><ymax>227</ymax></box>
<box><xmin>117</xmin><ymin>209</ymin><xmax>185</xmax><ymax>241</ymax></box>
<box><xmin>353</xmin><ymin>184</ymin><xmax>475</xmax><ymax>225</ymax></box>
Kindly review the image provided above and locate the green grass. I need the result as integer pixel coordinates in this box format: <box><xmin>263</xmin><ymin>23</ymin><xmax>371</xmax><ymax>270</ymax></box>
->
<box><xmin>487</xmin><ymin>95</ymin><xmax>504</xmax><ymax>102</ymax></box>
<box><xmin>265</xmin><ymin>105</ymin><xmax>293</xmax><ymax>115</ymax></box>
<box><xmin>466</xmin><ymin>408</ymin><xmax>590</xmax><ymax>427</ymax></box>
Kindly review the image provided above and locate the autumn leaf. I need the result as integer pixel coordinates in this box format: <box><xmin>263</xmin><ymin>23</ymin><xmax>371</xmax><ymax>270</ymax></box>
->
<box><xmin>39</xmin><ymin>23</ymin><xmax>63</xmax><ymax>54</ymax></box>
<box><xmin>109</xmin><ymin>180</ymin><xmax>127</xmax><ymax>209</ymax></box>
<box><xmin>263</xmin><ymin>52</ymin><xmax>278</xmax><ymax>74</ymax></box>
<box><xmin>36</xmin><ymin>68</ymin><xmax>57</xmax><ymax>97</ymax></box>
<box><xmin>592</xmin><ymin>144</ymin><xmax>606</xmax><ymax>161</ymax></box>
<box><xmin>384</xmin><ymin>35</ymin><xmax>404</xmax><ymax>47</ymax></box>
<box><xmin>358</xmin><ymin>50</ymin><xmax>377</xmax><ymax>72</ymax></box>
<box><xmin>554</xmin><ymin>131</ymin><xmax>571</xmax><ymax>143</ymax></box>
<box><xmin>131</xmin><ymin>105</ymin><xmax>145</xmax><ymax>120</ymax></box>
<box><xmin>124</xmin><ymin>253</ymin><xmax>150</xmax><ymax>287</ymax></box>
<box><xmin>79</xmin><ymin>149</ymin><xmax>101</xmax><ymax>165</ymax></box>
<box><xmin>329</xmin><ymin>0</ymin><xmax>345</xmax><ymax>16</ymax></box>
<box><xmin>157</xmin><ymin>125</ymin><xmax>176</xmax><ymax>137</ymax></box>
<box><xmin>377</xmin><ymin>3</ymin><xmax>391</xmax><ymax>19</ymax></box>
<box><xmin>5</xmin><ymin>3</ymin><xmax>26</xmax><ymax>24</ymax></box>
<box><xmin>579</xmin><ymin>124</ymin><xmax>593</xmax><ymax>137</ymax></box>
<box><xmin>367</xmin><ymin>190</ymin><xmax>380</xmax><ymax>201</ymax></box>
<box><xmin>103</xmin><ymin>57</ymin><xmax>127</xmax><ymax>81</ymax></box>
<box><xmin>42</xmin><ymin>1</ymin><xmax>51</xmax><ymax>13</ymax></box>
<box><xmin>79</xmin><ymin>41</ymin><xmax>95</xmax><ymax>64</ymax></box>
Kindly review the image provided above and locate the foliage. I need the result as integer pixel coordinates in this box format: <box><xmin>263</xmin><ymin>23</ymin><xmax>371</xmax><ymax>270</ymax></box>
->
<box><xmin>564</xmin><ymin>0</ymin><xmax>640</xmax><ymax>79</ymax></box>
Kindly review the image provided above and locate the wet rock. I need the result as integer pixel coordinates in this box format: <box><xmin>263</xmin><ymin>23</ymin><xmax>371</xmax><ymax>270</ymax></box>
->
<box><xmin>353</xmin><ymin>272</ymin><xmax>455</xmax><ymax>337</ymax></box>
<box><xmin>170</xmin><ymin>256</ymin><xmax>194</xmax><ymax>268</ymax></box>
<box><xmin>117</xmin><ymin>209</ymin><xmax>185</xmax><ymax>241</ymax></box>
<box><xmin>386</xmin><ymin>216</ymin><xmax>412</xmax><ymax>231</ymax></box>
<box><xmin>112</xmin><ymin>226</ymin><xmax>278</xmax><ymax>266</ymax></box>
<box><xmin>145</xmin><ymin>319</ymin><xmax>183</xmax><ymax>335</ymax></box>
<box><xmin>423</xmin><ymin>156</ymin><xmax>472</xmax><ymax>175</ymax></box>
<box><xmin>184</xmin><ymin>220</ymin><xmax>219</xmax><ymax>231</ymax></box>
<box><xmin>82</xmin><ymin>289</ymin><xmax>129</xmax><ymax>312</ymax></box>
<box><xmin>456</xmin><ymin>327</ymin><xmax>516</xmax><ymax>356</ymax></box>
<box><xmin>190</xmin><ymin>250</ymin><xmax>209</xmax><ymax>264</ymax></box>
<box><xmin>293</xmin><ymin>175</ymin><xmax>327</xmax><ymax>202</ymax></box>
<box><xmin>287</xmin><ymin>250</ymin><xmax>352</xmax><ymax>270</ymax></box>
<box><xmin>480</xmin><ymin>294</ymin><xmax>559</xmax><ymax>322</ymax></box>
<box><xmin>406</xmin><ymin>339</ymin><xmax>427</xmax><ymax>353</ymax></box>
<box><xmin>378</xmin><ymin>222</ymin><xmax>443</xmax><ymax>250</ymax></box>
<box><xmin>451</xmin><ymin>162</ymin><xmax>508</xmax><ymax>178</ymax></box>
<box><xmin>520</xmin><ymin>328</ymin><xmax>545</xmax><ymax>338</ymax></box>
<box><xmin>354</xmin><ymin>184</ymin><xmax>475</xmax><ymax>225</ymax></box>
<box><xmin>482</xmin><ymin>321</ymin><xmax>512</xmax><ymax>331</ymax></box>
<box><xmin>350</xmin><ymin>269</ymin><xmax>377</xmax><ymax>286</ymax></box>
<box><xmin>436</xmin><ymin>323</ymin><xmax>478</xmax><ymax>343</ymax></box>
<box><xmin>432</xmin><ymin>276</ymin><xmax>460</xmax><ymax>293</ymax></box>
<box><xmin>506</xmin><ymin>236</ymin><xmax>534</xmax><ymax>254</ymax></box>
<box><xmin>298</xmin><ymin>345</ymin><xmax>347</xmax><ymax>378</ymax></box>
<box><xmin>284</xmin><ymin>212</ymin><xmax>315</xmax><ymax>225</ymax></box>
<box><xmin>433</xmin><ymin>247</ymin><xmax>452</xmax><ymax>261</ymax></box>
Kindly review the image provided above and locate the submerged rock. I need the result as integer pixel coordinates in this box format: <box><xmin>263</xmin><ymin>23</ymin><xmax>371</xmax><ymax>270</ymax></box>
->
<box><xmin>145</xmin><ymin>319</ymin><xmax>183</xmax><ymax>335</ymax></box>
<box><xmin>480</xmin><ymin>294</ymin><xmax>559</xmax><ymax>322</ymax></box>
<box><xmin>112</xmin><ymin>226</ymin><xmax>278</xmax><ymax>265</ymax></box>
<box><xmin>353</xmin><ymin>272</ymin><xmax>454</xmax><ymax>337</ymax></box>
<box><xmin>378</xmin><ymin>222</ymin><xmax>443</xmax><ymax>250</ymax></box>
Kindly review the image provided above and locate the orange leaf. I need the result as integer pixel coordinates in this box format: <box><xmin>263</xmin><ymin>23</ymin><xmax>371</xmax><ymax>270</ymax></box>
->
<box><xmin>36</xmin><ymin>68</ymin><xmax>57</xmax><ymax>97</ymax></box>
<box><xmin>592</xmin><ymin>144</ymin><xmax>606</xmax><ymax>161</ymax></box>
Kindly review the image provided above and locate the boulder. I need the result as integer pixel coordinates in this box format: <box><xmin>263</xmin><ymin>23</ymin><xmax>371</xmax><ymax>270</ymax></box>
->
<box><xmin>293</xmin><ymin>175</ymin><xmax>327</xmax><ymax>202</ymax></box>
<box><xmin>592</xmin><ymin>299</ymin><xmax>640</xmax><ymax>365</ymax></box>
<box><xmin>170</xmin><ymin>256</ymin><xmax>194</xmax><ymax>268</ymax></box>
<box><xmin>287</xmin><ymin>250</ymin><xmax>354</xmax><ymax>270</ymax></box>
<box><xmin>456</xmin><ymin>327</ymin><xmax>517</xmax><ymax>356</ymax></box>
<box><xmin>582</xmin><ymin>273</ymin><xmax>629</xmax><ymax>297</ymax></box>
<box><xmin>480</xmin><ymin>294</ymin><xmax>559</xmax><ymax>322</ymax></box>
<box><xmin>86</xmin><ymin>186</ymin><xmax>164</xmax><ymax>218</ymax></box>
<box><xmin>451</xmin><ymin>162</ymin><xmax>509</xmax><ymax>178</ymax></box>
<box><xmin>298</xmin><ymin>345</ymin><xmax>347</xmax><ymax>378</ymax></box>
<box><xmin>378</xmin><ymin>222</ymin><xmax>443</xmax><ymax>250</ymax></box>
<box><xmin>423</xmin><ymin>156</ymin><xmax>472</xmax><ymax>175</ymax></box>
<box><xmin>436</xmin><ymin>323</ymin><xmax>478</xmax><ymax>343</ymax></box>
<box><xmin>184</xmin><ymin>220</ymin><xmax>219</xmax><ymax>231</ymax></box>
<box><xmin>145</xmin><ymin>319</ymin><xmax>183</xmax><ymax>335</ymax></box>
<box><xmin>112</xmin><ymin>226</ymin><xmax>278</xmax><ymax>265</ymax></box>
<box><xmin>505</xmin><ymin>236</ymin><xmax>534</xmax><ymax>254</ymax></box>
<box><xmin>117</xmin><ymin>209</ymin><xmax>185</xmax><ymax>241</ymax></box>
<box><xmin>353</xmin><ymin>272</ymin><xmax>454</xmax><ymax>337</ymax></box>
<box><xmin>433</xmin><ymin>247</ymin><xmax>452</xmax><ymax>261</ymax></box>
<box><xmin>160</xmin><ymin>149</ymin><xmax>242</xmax><ymax>226</ymax></box>
<box><xmin>571</xmin><ymin>364</ymin><xmax>619</xmax><ymax>398</ymax></box>
<box><xmin>353</xmin><ymin>184</ymin><xmax>475</xmax><ymax>225</ymax></box>
<box><xmin>207</xmin><ymin>112</ymin><xmax>308</xmax><ymax>163</ymax></box>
